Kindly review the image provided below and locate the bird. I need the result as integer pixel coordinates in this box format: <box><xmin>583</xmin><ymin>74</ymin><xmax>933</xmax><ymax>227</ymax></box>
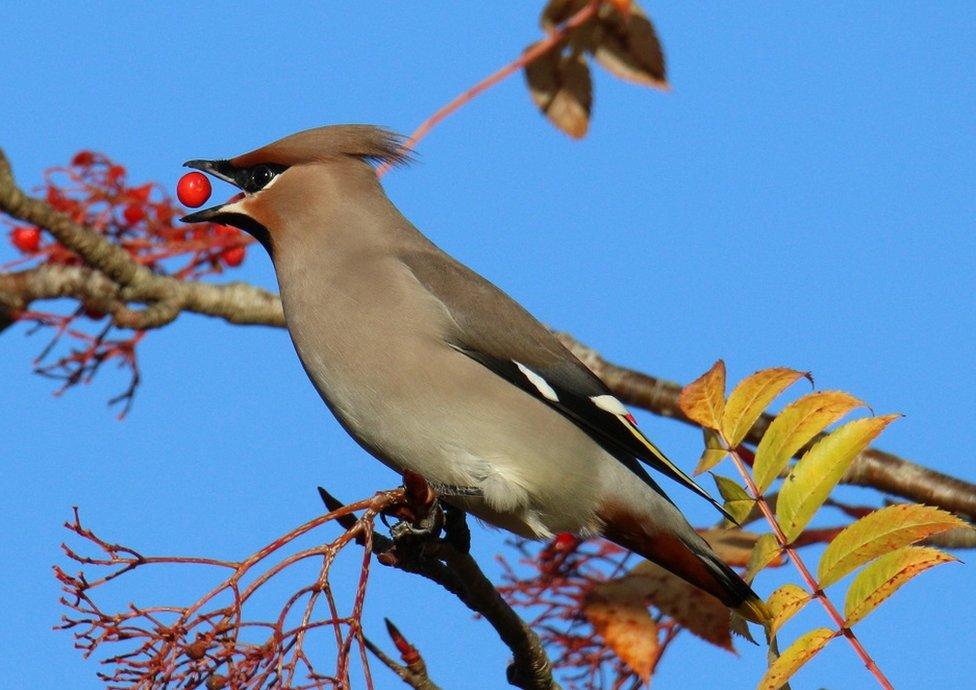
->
<box><xmin>181</xmin><ymin>124</ymin><xmax>766</xmax><ymax>624</ymax></box>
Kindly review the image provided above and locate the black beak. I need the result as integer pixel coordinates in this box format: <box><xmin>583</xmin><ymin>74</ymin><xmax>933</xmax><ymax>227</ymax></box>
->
<box><xmin>179</xmin><ymin>159</ymin><xmax>243</xmax><ymax>224</ymax></box>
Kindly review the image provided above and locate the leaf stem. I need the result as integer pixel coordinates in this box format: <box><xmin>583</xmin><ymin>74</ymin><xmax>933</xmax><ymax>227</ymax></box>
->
<box><xmin>724</xmin><ymin>441</ymin><xmax>894</xmax><ymax>690</ymax></box>
<box><xmin>376</xmin><ymin>0</ymin><xmax>601</xmax><ymax>177</ymax></box>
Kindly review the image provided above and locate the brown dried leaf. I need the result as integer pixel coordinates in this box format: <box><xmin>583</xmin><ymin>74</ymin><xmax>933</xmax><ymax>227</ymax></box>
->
<box><xmin>629</xmin><ymin>560</ymin><xmax>734</xmax><ymax>650</ymax></box>
<box><xmin>584</xmin><ymin>578</ymin><xmax>659</xmax><ymax>683</ymax></box>
<box><xmin>540</xmin><ymin>0</ymin><xmax>590</xmax><ymax>30</ymax></box>
<box><xmin>524</xmin><ymin>46</ymin><xmax>593</xmax><ymax>139</ymax></box>
<box><xmin>700</xmin><ymin>527</ymin><xmax>762</xmax><ymax>567</ymax></box>
<box><xmin>592</xmin><ymin>2</ymin><xmax>667</xmax><ymax>88</ymax></box>
<box><xmin>678</xmin><ymin>360</ymin><xmax>726</xmax><ymax>431</ymax></box>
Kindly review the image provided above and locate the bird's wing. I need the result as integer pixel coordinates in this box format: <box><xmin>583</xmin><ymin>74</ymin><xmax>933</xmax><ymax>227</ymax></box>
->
<box><xmin>398</xmin><ymin>247</ymin><xmax>732</xmax><ymax>521</ymax></box>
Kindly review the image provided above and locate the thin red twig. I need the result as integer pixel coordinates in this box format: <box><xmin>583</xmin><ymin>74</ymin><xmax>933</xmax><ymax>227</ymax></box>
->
<box><xmin>376</xmin><ymin>0</ymin><xmax>601</xmax><ymax>177</ymax></box>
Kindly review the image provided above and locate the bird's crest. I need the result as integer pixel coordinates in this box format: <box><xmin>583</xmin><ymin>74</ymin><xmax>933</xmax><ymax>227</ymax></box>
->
<box><xmin>230</xmin><ymin>125</ymin><xmax>412</xmax><ymax>169</ymax></box>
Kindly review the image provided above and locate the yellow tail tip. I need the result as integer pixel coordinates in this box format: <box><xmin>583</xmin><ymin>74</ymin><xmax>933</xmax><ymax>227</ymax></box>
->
<box><xmin>736</xmin><ymin>596</ymin><xmax>769</xmax><ymax>625</ymax></box>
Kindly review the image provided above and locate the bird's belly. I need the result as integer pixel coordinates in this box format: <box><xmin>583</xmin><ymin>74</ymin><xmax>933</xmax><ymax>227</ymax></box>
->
<box><xmin>293</xmin><ymin>334</ymin><xmax>608</xmax><ymax>538</ymax></box>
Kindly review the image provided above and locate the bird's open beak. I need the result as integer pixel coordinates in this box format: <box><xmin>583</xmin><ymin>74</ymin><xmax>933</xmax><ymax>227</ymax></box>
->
<box><xmin>179</xmin><ymin>159</ymin><xmax>244</xmax><ymax>223</ymax></box>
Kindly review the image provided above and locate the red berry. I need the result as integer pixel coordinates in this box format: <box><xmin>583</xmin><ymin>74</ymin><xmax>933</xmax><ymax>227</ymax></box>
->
<box><xmin>214</xmin><ymin>225</ymin><xmax>238</xmax><ymax>237</ymax></box>
<box><xmin>553</xmin><ymin>533</ymin><xmax>577</xmax><ymax>550</ymax></box>
<box><xmin>107</xmin><ymin>165</ymin><xmax>126</xmax><ymax>184</ymax></box>
<box><xmin>71</xmin><ymin>151</ymin><xmax>95</xmax><ymax>167</ymax></box>
<box><xmin>10</xmin><ymin>226</ymin><xmax>41</xmax><ymax>253</ymax></box>
<box><xmin>177</xmin><ymin>172</ymin><xmax>212</xmax><ymax>208</ymax></box>
<box><xmin>220</xmin><ymin>245</ymin><xmax>246</xmax><ymax>267</ymax></box>
<box><xmin>123</xmin><ymin>203</ymin><xmax>146</xmax><ymax>225</ymax></box>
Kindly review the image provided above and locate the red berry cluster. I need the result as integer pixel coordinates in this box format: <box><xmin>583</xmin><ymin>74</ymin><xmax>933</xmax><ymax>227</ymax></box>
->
<box><xmin>0</xmin><ymin>150</ymin><xmax>254</xmax><ymax>414</ymax></box>
<box><xmin>4</xmin><ymin>150</ymin><xmax>248</xmax><ymax>271</ymax></box>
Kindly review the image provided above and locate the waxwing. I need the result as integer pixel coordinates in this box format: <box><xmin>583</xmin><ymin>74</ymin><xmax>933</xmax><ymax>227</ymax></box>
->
<box><xmin>182</xmin><ymin>125</ymin><xmax>765</xmax><ymax>623</ymax></box>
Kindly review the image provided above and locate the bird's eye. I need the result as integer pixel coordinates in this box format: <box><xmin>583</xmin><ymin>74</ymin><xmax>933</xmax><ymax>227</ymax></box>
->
<box><xmin>250</xmin><ymin>165</ymin><xmax>275</xmax><ymax>190</ymax></box>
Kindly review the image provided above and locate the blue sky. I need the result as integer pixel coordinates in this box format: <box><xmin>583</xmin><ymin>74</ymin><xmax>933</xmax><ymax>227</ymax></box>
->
<box><xmin>2</xmin><ymin>3</ymin><xmax>973</xmax><ymax>688</ymax></box>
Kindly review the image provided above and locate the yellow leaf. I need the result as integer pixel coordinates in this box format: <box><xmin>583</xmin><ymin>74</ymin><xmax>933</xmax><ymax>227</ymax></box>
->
<box><xmin>694</xmin><ymin>428</ymin><xmax>729</xmax><ymax>474</ymax></box>
<box><xmin>700</xmin><ymin>528</ymin><xmax>763</xmax><ymax>568</ymax></box>
<box><xmin>765</xmin><ymin>584</ymin><xmax>811</xmax><ymax>638</ymax></box>
<box><xmin>844</xmin><ymin>546</ymin><xmax>957</xmax><ymax>625</ymax></box>
<box><xmin>722</xmin><ymin>368</ymin><xmax>809</xmax><ymax>447</ymax></box>
<box><xmin>629</xmin><ymin>560</ymin><xmax>734</xmax><ymax>650</ymax></box>
<box><xmin>679</xmin><ymin>360</ymin><xmax>726</xmax><ymax>431</ymax></box>
<box><xmin>757</xmin><ymin>628</ymin><xmax>835</xmax><ymax>690</ymax></box>
<box><xmin>777</xmin><ymin>415</ymin><xmax>898</xmax><ymax>543</ymax></box>
<box><xmin>818</xmin><ymin>504</ymin><xmax>967</xmax><ymax>587</ymax></box>
<box><xmin>745</xmin><ymin>533</ymin><xmax>782</xmax><ymax>584</ymax></box>
<box><xmin>753</xmin><ymin>391</ymin><xmax>864</xmax><ymax>493</ymax></box>
<box><xmin>710</xmin><ymin>474</ymin><xmax>755</xmax><ymax>526</ymax></box>
<box><xmin>584</xmin><ymin>579</ymin><xmax>659</xmax><ymax>682</ymax></box>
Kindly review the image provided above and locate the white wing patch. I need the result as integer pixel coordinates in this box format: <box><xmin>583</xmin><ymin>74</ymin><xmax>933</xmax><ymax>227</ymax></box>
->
<box><xmin>514</xmin><ymin>361</ymin><xmax>560</xmax><ymax>402</ymax></box>
<box><xmin>591</xmin><ymin>394</ymin><xmax>630</xmax><ymax>416</ymax></box>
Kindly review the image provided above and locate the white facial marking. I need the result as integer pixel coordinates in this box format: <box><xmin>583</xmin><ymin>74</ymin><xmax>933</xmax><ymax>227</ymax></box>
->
<box><xmin>514</xmin><ymin>361</ymin><xmax>559</xmax><ymax>402</ymax></box>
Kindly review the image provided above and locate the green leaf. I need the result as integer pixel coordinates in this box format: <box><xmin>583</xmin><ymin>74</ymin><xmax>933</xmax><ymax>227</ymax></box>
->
<box><xmin>819</xmin><ymin>504</ymin><xmax>968</xmax><ymax>587</ymax></box>
<box><xmin>678</xmin><ymin>360</ymin><xmax>726</xmax><ymax>431</ymax></box>
<box><xmin>776</xmin><ymin>415</ymin><xmax>898</xmax><ymax>543</ymax></box>
<box><xmin>711</xmin><ymin>473</ymin><xmax>755</xmax><ymax>526</ymax></box>
<box><xmin>744</xmin><ymin>533</ymin><xmax>782</xmax><ymax>584</ymax></box>
<box><xmin>844</xmin><ymin>546</ymin><xmax>956</xmax><ymax>625</ymax></box>
<box><xmin>722</xmin><ymin>367</ymin><xmax>808</xmax><ymax>447</ymax></box>
<box><xmin>757</xmin><ymin>628</ymin><xmax>834</xmax><ymax>690</ymax></box>
<box><xmin>694</xmin><ymin>428</ymin><xmax>729</xmax><ymax>474</ymax></box>
<box><xmin>753</xmin><ymin>391</ymin><xmax>864</xmax><ymax>493</ymax></box>
<box><xmin>765</xmin><ymin>584</ymin><xmax>811</xmax><ymax>638</ymax></box>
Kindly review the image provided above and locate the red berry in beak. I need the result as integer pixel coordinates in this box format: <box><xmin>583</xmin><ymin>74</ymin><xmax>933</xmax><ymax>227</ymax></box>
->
<box><xmin>177</xmin><ymin>172</ymin><xmax>212</xmax><ymax>208</ymax></box>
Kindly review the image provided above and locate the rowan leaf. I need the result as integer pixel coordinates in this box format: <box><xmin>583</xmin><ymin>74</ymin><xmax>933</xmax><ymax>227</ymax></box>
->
<box><xmin>629</xmin><ymin>560</ymin><xmax>734</xmax><ymax>650</ymax></box>
<box><xmin>722</xmin><ymin>368</ymin><xmax>809</xmax><ymax>447</ymax></box>
<box><xmin>818</xmin><ymin>504</ymin><xmax>967</xmax><ymax>587</ymax></box>
<box><xmin>711</xmin><ymin>473</ymin><xmax>755</xmax><ymax>526</ymax></box>
<box><xmin>591</xmin><ymin>2</ymin><xmax>667</xmax><ymax>88</ymax></box>
<box><xmin>844</xmin><ymin>546</ymin><xmax>957</xmax><ymax>625</ymax></box>
<box><xmin>765</xmin><ymin>584</ymin><xmax>811</xmax><ymax>638</ymax></box>
<box><xmin>700</xmin><ymin>528</ymin><xmax>762</xmax><ymax>568</ymax></box>
<box><xmin>745</xmin><ymin>533</ymin><xmax>782</xmax><ymax>584</ymax></box>
<box><xmin>540</xmin><ymin>0</ymin><xmax>589</xmax><ymax>29</ymax></box>
<box><xmin>583</xmin><ymin>579</ymin><xmax>659</xmax><ymax>682</ymax></box>
<box><xmin>524</xmin><ymin>45</ymin><xmax>592</xmax><ymax>138</ymax></box>
<box><xmin>695</xmin><ymin>428</ymin><xmax>729</xmax><ymax>474</ymax></box>
<box><xmin>757</xmin><ymin>628</ymin><xmax>834</xmax><ymax>690</ymax></box>
<box><xmin>753</xmin><ymin>391</ymin><xmax>864</xmax><ymax>493</ymax></box>
<box><xmin>678</xmin><ymin>360</ymin><xmax>726</xmax><ymax>431</ymax></box>
<box><xmin>777</xmin><ymin>415</ymin><xmax>899</xmax><ymax>543</ymax></box>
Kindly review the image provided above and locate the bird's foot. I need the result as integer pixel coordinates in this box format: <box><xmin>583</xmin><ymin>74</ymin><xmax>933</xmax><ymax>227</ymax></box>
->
<box><xmin>389</xmin><ymin>506</ymin><xmax>444</xmax><ymax>542</ymax></box>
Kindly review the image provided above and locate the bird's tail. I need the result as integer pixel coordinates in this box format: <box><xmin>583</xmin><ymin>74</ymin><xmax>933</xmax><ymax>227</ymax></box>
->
<box><xmin>601</xmin><ymin>515</ymin><xmax>767</xmax><ymax>624</ymax></box>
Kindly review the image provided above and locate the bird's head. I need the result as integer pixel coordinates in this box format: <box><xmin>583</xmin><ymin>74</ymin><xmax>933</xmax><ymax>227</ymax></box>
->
<box><xmin>180</xmin><ymin>124</ymin><xmax>409</xmax><ymax>254</ymax></box>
